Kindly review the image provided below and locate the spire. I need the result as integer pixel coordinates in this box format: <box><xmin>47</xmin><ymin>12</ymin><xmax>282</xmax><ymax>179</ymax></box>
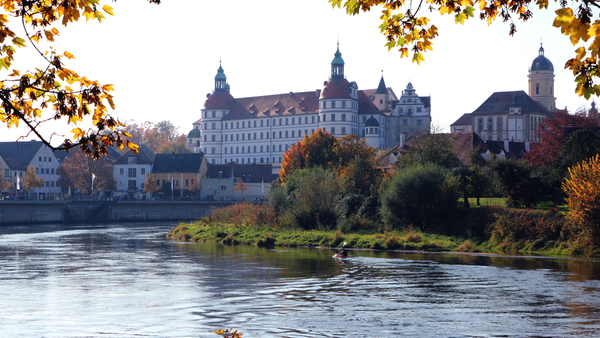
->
<box><xmin>539</xmin><ymin>42</ymin><xmax>544</xmax><ymax>56</ymax></box>
<box><xmin>375</xmin><ymin>70</ymin><xmax>388</xmax><ymax>94</ymax></box>
<box><xmin>214</xmin><ymin>60</ymin><xmax>227</xmax><ymax>92</ymax></box>
<box><xmin>331</xmin><ymin>41</ymin><xmax>345</xmax><ymax>79</ymax></box>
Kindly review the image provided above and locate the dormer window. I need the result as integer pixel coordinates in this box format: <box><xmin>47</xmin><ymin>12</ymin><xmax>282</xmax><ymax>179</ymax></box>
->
<box><xmin>128</xmin><ymin>157</ymin><xmax>137</xmax><ymax>164</ymax></box>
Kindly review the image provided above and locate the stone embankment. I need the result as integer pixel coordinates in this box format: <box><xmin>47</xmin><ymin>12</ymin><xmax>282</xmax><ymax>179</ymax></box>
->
<box><xmin>0</xmin><ymin>201</ymin><xmax>226</xmax><ymax>225</ymax></box>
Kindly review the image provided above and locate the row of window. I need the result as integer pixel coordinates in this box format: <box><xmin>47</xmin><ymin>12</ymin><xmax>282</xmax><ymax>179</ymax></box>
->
<box><xmin>118</xmin><ymin>168</ymin><xmax>147</xmax><ymax>177</ymax></box>
<box><xmin>320</xmin><ymin>100</ymin><xmax>358</xmax><ymax>110</ymax></box>
<box><xmin>35</xmin><ymin>168</ymin><xmax>57</xmax><ymax>175</ymax></box>
<box><xmin>38</xmin><ymin>156</ymin><xmax>53</xmax><ymax>163</ymax></box>
<box><xmin>203</xmin><ymin>113</ymin><xmax>366</xmax><ymax>131</ymax></box>
<box><xmin>221</xmin><ymin>157</ymin><xmax>281</xmax><ymax>165</ymax></box>
<box><xmin>156</xmin><ymin>178</ymin><xmax>197</xmax><ymax>188</ymax></box>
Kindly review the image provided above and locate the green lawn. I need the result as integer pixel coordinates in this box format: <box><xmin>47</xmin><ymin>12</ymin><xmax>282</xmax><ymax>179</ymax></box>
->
<box><xmin>458</xmin><ymin>197</ymin><xmax>507</xmax><ymax>208</ymax></box>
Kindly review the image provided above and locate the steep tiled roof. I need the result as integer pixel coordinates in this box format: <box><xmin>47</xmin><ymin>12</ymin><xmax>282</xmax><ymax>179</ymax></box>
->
<box><xmin>357</xmin><ymin>90</ymin><xmax>382</xmax><ymax>115</ymax></box>
<box><xmin>222</xmin><ymin>91</ymin><xmax>319</xmax><ymax>120</ymax></box>
<box><xmin>152</xmin><ymin>153</ymin><xmax>204</xmax><ymax>173</ymax></box>
<box><xmin>0</xmin><ymin>141</ymin><xmax>43</xmax><ymax>167</ymax></box>
<box><xmin>450</xmin><ymin>113</ymin><xmax>472</xmax><ymax>126</ymax></box>
<box><xmin>114</xmin><ymin>145</ymin><xmax>155</xmax><ymax>165</ymax></box>
<box><xmin>472</xmin><ymin>90</ymin><xmax>548</xmax><ymax>115</ymax></box>
<box><xmin>4</xmin><ymin>158</ymin><xmax>26</xmax><ymax>171</ymax></box>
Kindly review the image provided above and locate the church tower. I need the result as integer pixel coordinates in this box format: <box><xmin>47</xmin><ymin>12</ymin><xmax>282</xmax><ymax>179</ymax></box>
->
<box><xmin>528</xmin><ymin>44</ymin><xmax>556</xmax><ymax>111</ymax></box>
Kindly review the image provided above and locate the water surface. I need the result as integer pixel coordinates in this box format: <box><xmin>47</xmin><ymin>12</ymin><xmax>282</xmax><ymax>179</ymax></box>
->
<box><xmin>1</xmin><ymin>223</ymin><xmax>599</xmax><ymax>337</ymax></box>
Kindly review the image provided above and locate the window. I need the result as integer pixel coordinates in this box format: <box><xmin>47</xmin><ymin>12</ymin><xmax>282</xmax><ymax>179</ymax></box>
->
<box><xmin>236</xmin><ymin>122</ymin><xmax>240</xmax><ymax>128</ymax></box>
<box><xmin>417</xmin><ymin>120</ymin><xmax>422</xmax><ymax>126</ymax></box>
<box><xmin>342</xmin><ymin>114</ymin><xmax>346</xmax><ymax>121</ymax></box>
<box><xmin>211</xmin><ymin>147</ymin><xmax>215</xmax><ymax>154</ymax></box>
<box><xmin>212</xmin><ymin>111</ymin><xmax>216</xmax><ymax>118</ymax></box>
<box><xmin>45</xmin><ymin>168</ymin><xmax>49</xmax><ymax>174</ymax></box>
<box><xmin>128</xmin><ymin>168</ymin><xmax>137</xmax><ymax>177</ymax></box>
<box><xmin>285</xmin><ymin>131</ymin><xmax>289</xmax><ymax>138</ymax></box>
<box><xmin>487</xmin><ymin>117</ymin><xmax>493</xmax><ymax>132</ymax></box>
<box><xmin>292</xmin><ymin>118</ymin><xmax>295</xmax><ymax>125</ymax></box>
<box><xmin>312</xmin><ymin>116</ymin><xmax>315</xmax><ymax>123</ymax></box>
<box><xmin>211</xmin><ymin>135</ymin><xmax>216</xmax><ymax>141</ymax></box>
<box><xmin>331</xmin><ymin>114</ymin><xmax>336</xmax><ymax>121</ymax></box>
<box><xmin>35</xmin><ymin>168</ymin><xmax>39</xmax><ymax>174</ymax></box>
<box><xmin>342</xmin><ymin>101</ymin><xmax>346</xmax><ymax>108</ymax></box>
<box><xmin>39</xmin><ymin>156</ymin><xmax>42</xmax><ymax>162</ymax></box>
<box><xmin>141</xmin><ymin>168</ymin><xmax>146</xmax><ymax>175</ymax></box>
<box><xmin>535</xmin><ymin>83</ymin><xmax>540</xmax><ymax>95</ymax></box>
<box><xmin>220</xmin><ymin>185</ymin><xmax>227</xmax><ymax>190</ymax></box>
<box><xmin>236</xmin><ymin>146</ymin><xmax>239</xmax><ymax>153</ymax></box>
<box><xmin>254</xmin><ymin>133</ymin><xmax>257</xmax><ymax>140</ymax></box>
<box><xmin>305</xmin><ymin>117</ymin><xmax>309</xmax><ymax>124</ymax></box>
<box><xmin>332</xmin><ymin>101</ymin><xmax>336</xmax><ymax>108</ymax></box>
<box><xmin>51</xmin><ymin>169</ymin><xmax>55</xmax><ymax>175</ymax></box>
<box><xmin>242</xmin><ymin>134</ymin><xmax>245</xmax><ymax>140</ymax></box>
<box><xmin>403</xmin><ymin>119</ymin><xmax>408</xmax><ymax>126</ymax></box>
<box><xmin>185</xmin><ymin>179</ymin><xmax>189</xmax><ymax>187</ymax></box>
<box><xmin>291</xmin><ymin>130</ymin><xmax>295</xmax><ymax>137</ymax></box>
<box><xmin>267</xmin><ymin>119</ymin><xmax>269</xmax><ymax>126</ymax></box>
<box><xmin>342</xmin><ymin>127</ymin><xmax>346</xmax><ymax>135</ymax></box>
<box><xmin>253</xmin><ymin>146</ymin><xmax>257</xmax><ymax>153</ymax></box>
<box><xmin>279</xmin><ymin>131</ymin><xmax>282</xmax><ymax>138</ymax></box>
<box><xmin>254</xmin><ymin>120</ymin><xmax>257</xmax><ymax>127</ymax></box>
<box><xmin>332</xmin><ymin>127</ymin><xmax>336</xmax><ymax>134</ymax></box>
<box><xmin>212</xmin><ymin>122</ymin><xmax>216</xmax><ymax>129</ymax></box>
<box><xmin>242</xmin><ymin>121</ymin><xmax>245</xmax><ymax>128</ymax></box>
<box><xmin>225</xmin><ymin>148</ymin><xmax>228</xmax><ymax>154</ymax></box>
<box><xmin>279</xmin><ymin>144</ymin><xmax>282</xmax><ymax>151</ymax></box>
<box><xmin>321</xmin><ymin>101</ymin><xmax>326</xmax><ymax>109</ymax></box>
<box><xmin>286</xmin><ymin>118</ymin><xmax>289</xmax><ymax>125</ymax></box>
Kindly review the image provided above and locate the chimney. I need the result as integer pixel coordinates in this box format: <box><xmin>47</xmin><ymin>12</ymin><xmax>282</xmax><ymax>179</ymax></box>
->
<box><xmin>504</xmin><ymin>139</ymin><xmax>509</xmax><ymax>153</ymax></box>
<box><xmin>399</xmin><ymin>132</ymin><xmax>406</xmax><ymax>148</ymax></box>
<box><xmin>316</xmin><ymin>89</ymin><xmax>321</xmax><ymax>98</ymax></box>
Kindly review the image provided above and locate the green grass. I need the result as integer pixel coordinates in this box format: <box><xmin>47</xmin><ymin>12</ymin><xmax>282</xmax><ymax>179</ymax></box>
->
<box><xmin>167</xmin><ymin>221</ymin><xmax>468</xmax><ymax>252</ymax></box>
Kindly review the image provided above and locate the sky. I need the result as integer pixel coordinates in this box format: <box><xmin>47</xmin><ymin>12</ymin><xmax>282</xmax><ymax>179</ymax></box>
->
<box><xmin>1</xmin><ymin>0</ymin><xmax>594</xmax><ymax>144</ymax></box>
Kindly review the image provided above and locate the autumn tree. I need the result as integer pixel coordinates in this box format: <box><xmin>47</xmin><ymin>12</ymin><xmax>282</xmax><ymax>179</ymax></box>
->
<box><xmin>279</xmin><ymin>140</ymin><xmax>308</xmax><ymax>185</ymax></box>
<box><xmin>525</xmin><ymin>110</ymin><xmax>599</xmax><ymax>168</ymax></box>
<box><xmin>59</xmin><ymin>151</ymin><xmax>116</xmax><ymax>194</ymax></box>
<box><xmin>563</xmin><ymin>154</ymin><xmax>600</xmax><ymax>254</ymax></box>
<box><xmin>143</xmin><ymin>173</ymin><xmax>160</xmax><ymax>197</ymax></box>
<box><xmin>0</xmin><ymin>172</ymin><xmax>12</xmax><ymax>191</ymax></box>
<box><xmin>0</xmin><ymin>1</ymin><xmax>160</xmax><ymax>157</ymax></box>
<box><xmin>234</xmin><ymin>178</ymin><xmax>248</xmax><ymax>200</ymax></box>
<box><xmin>330</xmin><ymin>0</ymin><xmax>600</xmax><ymax>98</ymax></box>
<box><xmin>188</xmin><ymin>179</ymin><xmax>202</xmax><ymax>200</ymax></box>
<box><xmin>395</xmin><ymin>133</ymin><xmax>460</xmax><ymax>169</ymax></box>
<box><xmin>22</xmin><ymin>166</ymin><xmax>43</xmax><ymax>194</ymax></box>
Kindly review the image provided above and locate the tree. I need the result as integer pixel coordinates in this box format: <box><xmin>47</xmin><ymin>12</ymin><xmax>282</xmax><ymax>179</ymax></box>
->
<box><xmin>143</xmin><ymin>173</ymin><xmax>160</xmax><ymax>197</ymax></box>
<box><xmin>330</xmin><ymin>0</ymin><xmax>600</xmax><ymax>99</ymax></box>
<box><xmin>22</xmin><ymin>167</ymin><xmax>43</xmax><ymax>194</ymax></box>
<box><xmin>234</xmin><ymin>178</ymin><xmax>248</xmax><ymax>201</ymax></box>
<box><xmin>0</xmin><ymin>1</ymin><xmax>160</xmax><ymax>157</ymax></box>
<box><xmin>156</xmin><ymin>134</ymin><xmax>191</xmax><ymax>154</ymax></box>
<box><xmin>380</xmin><ymin>163</ymin><xmax>458</xmax><ymax>230</ymax></box>
<box><xmin>59</xmin><ymin>151</ymin><xmax>116</xmax><ymax>194</ymax></box>
<box><xmin>558</xmin><ymin>128</ymin><xmax>600</xmax><ymax>171</ymax></box>
<box><xmin>279</xmin><ymin>140</ymin><xmax>308</xmax><ymax>185</ymax></box>
<box><xmin>490</xmin><ymin>158</ymin><xmax>551</xmax><ymax>207</ymax></box>
<box><xmin>304</xmin><ymin>128</ymin><xmax>338</xmax><ymax>168</ymax></box>
<box><xmin>283</xmin><ymin>167</ymin><xmax>342</xmax><ymax>230</ymax></box>
<box><xmin>525</xmin><ymin>110</ymin><xmax>599</xmax><ymax>167</ymax></box>
<box><xmin>0</xmin><ymin>172</ymin><xmax>12</xmax><ymax>191</ymax></box>
<box><xmin>188</xmin><ymin>179</ymin><xmax>202</xmax><ymax>200</ymax></box>
<box><xmin>395</xmin><ymin>133</ymin><xmax>460</xmax><ymax>169</ymax></box>
<box><xmin>563</xmin><ymin>154</ymin><xmax>600</xmax><ymax>253</ymax></box>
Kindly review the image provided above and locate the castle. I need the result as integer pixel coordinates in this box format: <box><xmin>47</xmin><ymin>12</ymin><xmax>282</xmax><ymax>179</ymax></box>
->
<box><xmin>186</xmin><ymin>46</ymin><xmax>432</xmax><ymax>172</ymax></box>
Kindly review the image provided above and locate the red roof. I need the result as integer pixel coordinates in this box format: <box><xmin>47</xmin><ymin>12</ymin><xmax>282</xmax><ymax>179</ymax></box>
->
<box><xmin>319</xmin><ymin>78</ymin><xmax>352</xmax><ymax>99</ymax></box>
<box><xmin>222</xmin><ymin>91</ymin><xmax>319</xmax><ymax>120</ymax></box>
<box><xmin>204</xmin><ymin>91</ymin><xmax>235</xmax><ymax>109</ymax></box>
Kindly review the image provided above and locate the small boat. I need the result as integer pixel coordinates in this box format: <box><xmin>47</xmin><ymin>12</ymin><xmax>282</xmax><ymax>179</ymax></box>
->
<box><xmin>333</xmin><ymin>253</ymin><xmax>353</xmax><ymax>258</ymax></box>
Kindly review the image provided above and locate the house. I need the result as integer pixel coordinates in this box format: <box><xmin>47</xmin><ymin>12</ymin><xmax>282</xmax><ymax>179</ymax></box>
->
<box><xmin>151</xmin><ymin>153</ymin><xmax>207</xmax><ymax>200</ymax></box>
<box><xmin>0</xmin><ymin>141</ymin><xmax>61</xmax><ymax>199</ymax></box>
<box><xmin>113</xmin><ymin>145</ymin><xmax>155</xmax><ymax>199</ymax></box>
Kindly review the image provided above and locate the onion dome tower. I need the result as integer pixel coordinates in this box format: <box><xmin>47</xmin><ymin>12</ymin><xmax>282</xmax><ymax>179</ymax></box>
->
<box><xmin>201</xmin><ymin>61</ymin><xmax>235</xmax><ymax>164</ymax></box>
<box><xmin>528</xmin><ymin>44</ymin><xmax>556</xmax><ymax>111</ymax></box>
<box><xmin>319</xmin><ymin>43</ymin><xmax>359</xmax><ymax>136</ymax></box>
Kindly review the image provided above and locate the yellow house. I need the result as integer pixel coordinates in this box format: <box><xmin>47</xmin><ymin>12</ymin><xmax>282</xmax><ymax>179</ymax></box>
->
<box><xmin>151</xmin><ymin>153</ymin><xmax>208</xmax><ymax>200</ymax></box>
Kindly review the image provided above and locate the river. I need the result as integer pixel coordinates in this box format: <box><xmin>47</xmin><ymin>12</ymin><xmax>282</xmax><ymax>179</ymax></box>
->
<box><xmin>1</xmin><ymin>222</ymin><xmax>600</xmax><ymax>337</ymax></box>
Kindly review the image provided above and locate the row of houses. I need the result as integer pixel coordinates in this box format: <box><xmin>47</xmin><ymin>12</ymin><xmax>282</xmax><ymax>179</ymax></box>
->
<box><xmin>0</xmin><ymin>140</ymin><xmax>276</xmax><ymax>201</ymax></box>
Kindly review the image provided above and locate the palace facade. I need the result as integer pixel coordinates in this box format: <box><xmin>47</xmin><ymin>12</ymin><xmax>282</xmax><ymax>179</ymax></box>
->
<box><xmin>187</xmin><ymin>46</ymin><xmax>431</xmax><ymax>172</ymax></box>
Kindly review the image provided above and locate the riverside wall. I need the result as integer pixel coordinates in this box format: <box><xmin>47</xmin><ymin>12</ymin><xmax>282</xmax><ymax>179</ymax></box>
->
<box><xmin>0</xmin><ymin>201</ymin><xmax>229</xmax><ymax>225</ymax></box>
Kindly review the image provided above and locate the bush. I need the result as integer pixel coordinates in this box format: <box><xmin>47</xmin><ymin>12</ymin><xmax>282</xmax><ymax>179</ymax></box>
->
<box><xmin>210</xmin><ymin>203</ymin><xmax>279</xmax><ymax>227</ymax></box>
<box><xmin>380</xmin><ymin>163</ymin><xmax>458</xmax><ymax>231</ymax></box>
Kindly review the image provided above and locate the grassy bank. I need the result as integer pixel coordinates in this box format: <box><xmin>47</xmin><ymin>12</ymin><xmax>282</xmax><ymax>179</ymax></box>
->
<box><xmin>166</xmin><ymin>202</ymin><xmax>589</xmax><ymax>256</ymax></box>
<box><xmin>167</xmin><ymin>221</ymin><xmax>473</xmax><ymax>252</ymax></box>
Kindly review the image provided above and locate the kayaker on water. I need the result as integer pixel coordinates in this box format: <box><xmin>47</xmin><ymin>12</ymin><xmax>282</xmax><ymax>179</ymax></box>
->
<box><xmin>340</xmin><ymin>242</ymin><xmax>348</xmax><ymax>256</ymax></box>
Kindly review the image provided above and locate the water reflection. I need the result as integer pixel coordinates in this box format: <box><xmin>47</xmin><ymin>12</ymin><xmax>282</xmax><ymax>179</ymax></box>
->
<box><xmin>0</xmin><ymin>223</ymin><xmax>599</xmax><ymax>337</ymax></box>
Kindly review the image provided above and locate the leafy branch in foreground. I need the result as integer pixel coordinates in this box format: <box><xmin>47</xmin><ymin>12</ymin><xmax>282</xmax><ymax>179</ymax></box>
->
<box><xmin>0</xmin><ymin>0</ymin><xmax>160</xmax><ymax>158</ymax></box>
<box><xmin>329</xmin><ymin>0</ymin><xmax>600</xmax><ymax>99</ymax></box>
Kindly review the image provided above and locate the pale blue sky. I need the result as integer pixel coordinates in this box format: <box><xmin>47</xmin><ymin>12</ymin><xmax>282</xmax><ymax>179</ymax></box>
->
<box><xmin>1</xmin><ymin>0</ymin><xmax>593</xmax><ymax>145</ymax></box>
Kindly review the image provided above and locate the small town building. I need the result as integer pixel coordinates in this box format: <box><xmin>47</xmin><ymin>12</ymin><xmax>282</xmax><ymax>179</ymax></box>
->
<box><xmin>151</xmin><ymin>153</ymin><xmax>207</xmax><ymax>200</ymax></box>
<box><xmin>113</xmin><ymin>145</ymin><xmax>155</xmax><ymax>199</ymax></box>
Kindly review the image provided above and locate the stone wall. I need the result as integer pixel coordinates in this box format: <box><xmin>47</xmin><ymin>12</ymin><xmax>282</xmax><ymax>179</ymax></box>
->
<box><xmin>0</xmin><ymin>201</ymin><xmax>229</xmax><ymax>225</ymax></box>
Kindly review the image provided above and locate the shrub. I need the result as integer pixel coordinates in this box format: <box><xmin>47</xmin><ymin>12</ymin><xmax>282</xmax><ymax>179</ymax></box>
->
<box><xmin>405</xmin><ymin>232</ymin><xmax>422</xmax><ymax>243</ymax></box>
<box><xmin>457</xmin><ymin>240</ymin><xmax>479</xmax><ymax>252</ymax></box>
<box><xmin>563</xmin><ymin>154</ymin><xmax>600</xmax><ymax>254</ymax></box>
<box><xmin>380</xmin><ymin>163</ymin><xmax>458</xmax><ymax>231</ymax></box>
<box><xmin>210</xmin><ymin>203</ymin><xmax>278</xmax><ymax>227</ymax></box>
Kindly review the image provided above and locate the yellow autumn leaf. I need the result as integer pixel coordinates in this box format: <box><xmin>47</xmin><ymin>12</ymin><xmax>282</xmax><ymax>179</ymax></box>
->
<box><xmin>126</xmin><ymin>141</ymin><xmax>140</xmax><ymax>153</ymax></box>
<box><xmin>103</xmin><ymin>5</ymin><xmax>114</xmax><ymax>16</ymax></box>
<box><xmin>64</xmin><ymin>51</ymin><xmax>75</xmax><ymax>59</ymax></box>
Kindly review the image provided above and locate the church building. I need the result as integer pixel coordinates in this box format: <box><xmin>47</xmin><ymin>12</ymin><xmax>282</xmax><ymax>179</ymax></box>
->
<box><xmin>451</xmin><ymin>44</ymin><xmax>554</xmax><ymax>141</ymax></box>
<box><xmin>187</xmin><ymin>46</ymin><xmax>432</xmax><ymax>172</ymax></box>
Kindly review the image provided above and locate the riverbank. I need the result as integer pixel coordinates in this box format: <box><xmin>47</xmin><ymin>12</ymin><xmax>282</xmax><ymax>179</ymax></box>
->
<box><xmin>166</xmin><ymin>220</ymin><xmax>571</xmax><ymax>257</ymax></box>
<box><xmin>166</xmin><ymin>204</ymin><xmax>581</xmax><ymax>257</ymax></box>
